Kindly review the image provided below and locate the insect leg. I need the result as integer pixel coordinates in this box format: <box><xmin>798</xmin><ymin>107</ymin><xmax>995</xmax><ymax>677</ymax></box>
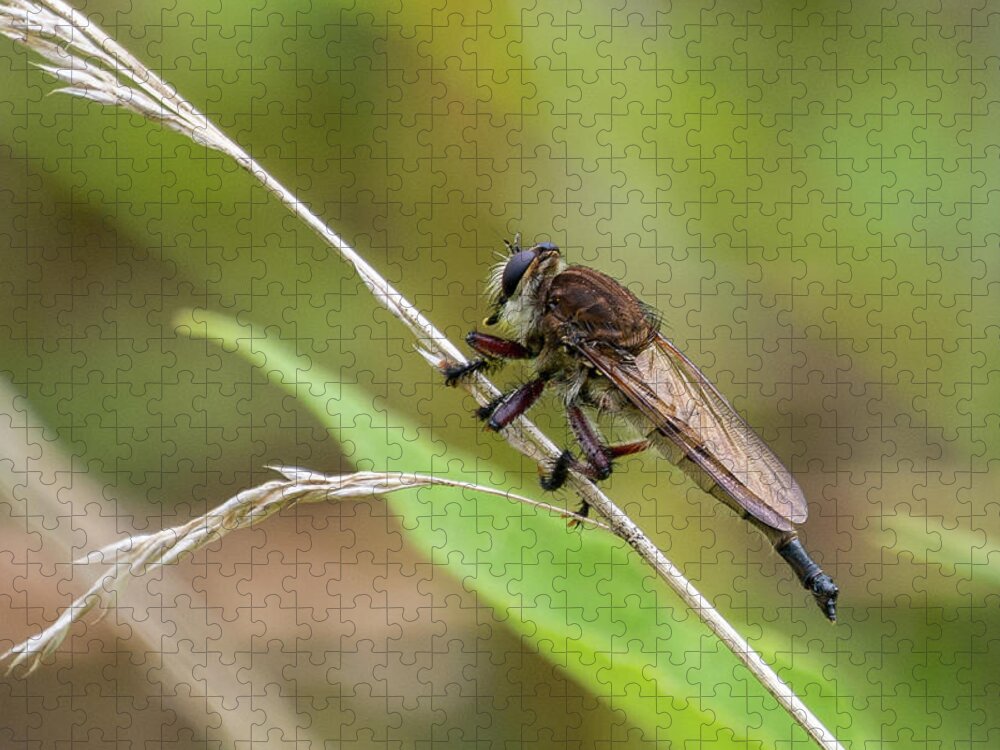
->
<box><xmin>566</xmin><ymin>405</ymin><xmax>613</xmax><ymax>480</ymax></box>
<box><xmin>537</xmin><ymin>408</ymin><xmax>610</xmax><ymax>496</ymax></box>
<box><xmin>480</xmin><ymin>377</ymin><xmax>546</xmax><ymax>431</ymax></box>
<box><xmin>605</xmin><ymin>440</ymin><xmax>651</xmax><ymax>459</ymax></box>
<box><xmin>539</xmin><ymin>408</ymin><xmax>653</xmax><ymax>516</ymax></box>
<box><xmin>566</xmin><ymin>406</ymin><xmax>651</xmax><ymax>479</ymax></box>
<box><xmin>540</xmin><ymin>407</ymin><xmax>653</xmax><ymax>495</ymax></box>
<box><xmin>465</xmin><ymin>331</ymin><xmax>534</xmax><ymax>359</ymax></box>
<box><xmin>540</xmin><ymin>450</ymin><xmax>575</xmax><ymax>493</ymax></box>
<box><xmin>443</xmin><ymin>331</ymin><xmax>535</xmax><ymax>385</ymax></box>
<box><xmin>443</xmin><ymin>359</ymin><xmax>488</xmax><ymax>385</ymax></box>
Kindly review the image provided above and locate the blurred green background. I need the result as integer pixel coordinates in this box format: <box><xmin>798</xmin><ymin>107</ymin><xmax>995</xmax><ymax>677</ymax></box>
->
<box><xmin>1</xmin><ymin>1</ymin><xmax>997</xmax><ymax>748</ymax></box>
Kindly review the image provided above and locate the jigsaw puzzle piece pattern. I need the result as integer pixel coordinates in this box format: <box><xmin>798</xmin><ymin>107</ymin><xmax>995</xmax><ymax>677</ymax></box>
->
<box><xmin>2</xmin><ymin>1</ymin><xmax>998</xmax><ymax>747</ymax></box>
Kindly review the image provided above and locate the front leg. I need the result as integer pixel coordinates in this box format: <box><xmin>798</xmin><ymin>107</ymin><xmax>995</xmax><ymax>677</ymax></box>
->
<box><xmin>443</xmin><ymin>331</ymin><xmax>535</xmax><ymax>385</ymax></box>
<box><xmin>479</xmin><ymin>377</ymin><xmax>547</xmax><ymax>431</ymax></box>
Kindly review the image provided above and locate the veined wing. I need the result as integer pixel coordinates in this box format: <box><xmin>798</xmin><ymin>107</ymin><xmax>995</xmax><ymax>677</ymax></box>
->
<box><xmin>574</xmin><ymin>334</ymin><xmax>807</xmax><ymax>530</ymax></box>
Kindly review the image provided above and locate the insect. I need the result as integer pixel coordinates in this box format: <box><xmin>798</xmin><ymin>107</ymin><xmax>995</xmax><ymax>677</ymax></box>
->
<box><xmin>443</xmin><ymin>235</ymin><xmax>839</xmax><ymax>621</ymax></box>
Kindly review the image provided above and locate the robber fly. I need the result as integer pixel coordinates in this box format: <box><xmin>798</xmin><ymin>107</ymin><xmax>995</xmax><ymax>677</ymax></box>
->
<box><xmin>443</xmin><ymin>235</ymin><xmax>839</xmax><ymax>621</ymax></box>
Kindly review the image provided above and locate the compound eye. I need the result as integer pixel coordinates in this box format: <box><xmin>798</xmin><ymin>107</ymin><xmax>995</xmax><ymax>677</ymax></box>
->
<box><xmin>501</xmin><ymin>249</ymin><xmax>538</xmax><ymax>297</ymax></box>
<box><xmin>533</xmin><ymin>241</ymin><xmax>559</xmax><ymax>252</ymax></box>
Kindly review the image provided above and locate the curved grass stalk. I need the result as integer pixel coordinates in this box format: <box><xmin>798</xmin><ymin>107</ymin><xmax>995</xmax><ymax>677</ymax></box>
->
<box><xmin>3</xmin><ymin>466</ymin><xmax>601</xmax><ymax>673</ymax></box>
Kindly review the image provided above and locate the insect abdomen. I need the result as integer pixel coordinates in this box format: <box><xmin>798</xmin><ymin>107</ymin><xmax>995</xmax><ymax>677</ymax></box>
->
<box><xmin>639</xmin><ymin>423</ymin><xmax>796</xmax><ymax>533</ymax></box>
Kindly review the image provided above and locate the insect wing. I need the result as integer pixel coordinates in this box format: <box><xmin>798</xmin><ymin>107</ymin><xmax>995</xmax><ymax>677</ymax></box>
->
<box><xmin>574</xmin><ymin>335</ymin><xmax>808</xmax><ymax>530</ymax></box>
